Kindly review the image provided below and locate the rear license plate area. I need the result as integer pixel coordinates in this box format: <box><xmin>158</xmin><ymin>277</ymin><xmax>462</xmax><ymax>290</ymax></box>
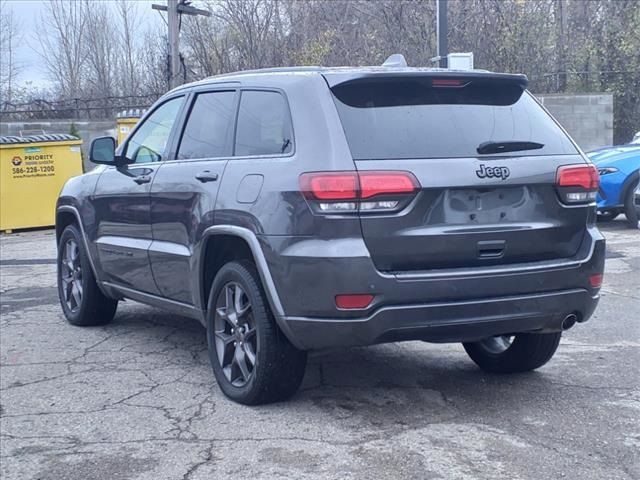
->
<box><xmin>446</xmin><ymin>187</ymin><xmax>526</xmax><ymax>223</ymax></box>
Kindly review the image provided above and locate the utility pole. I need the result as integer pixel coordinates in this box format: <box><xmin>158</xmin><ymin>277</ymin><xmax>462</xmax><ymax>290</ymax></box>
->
<box><xmin>168</xmin><ymin>0</ymin><xmax>180</xmax><ymax>89</ymax></box>
<box><xmin>152</xmin><ymin>0</ymin><xmax>211</xmax><ymax>89</ymax></box>
<box><xmin>436</xmin><ymin>0</ymin><xmax>448</xmax><ymax>68</ymax></box>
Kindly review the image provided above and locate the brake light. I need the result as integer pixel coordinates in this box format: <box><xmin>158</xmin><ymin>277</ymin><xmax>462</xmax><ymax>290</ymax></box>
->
<box><xmin>556</xmin><ymin>164</ymin><xmax>599</xmax><ymax>204</ymax></box>
<box><xmin>300</xmin><ymin>171</ymin><xmax>419</xmax><ymax>213</ymax></box>
<box><xmin>359</xmin><ymin>172</ymin><xmax>418</xmax><ymax>198</ymax></box>
<box><xmin>431</xmin><ymin>78</ymin><xmax>468</xmax><ymax>87</ymax></box>
<box><xmin>302</xmin><ymin>173</ymin><xmax>358</xmax><ymax>200</ymax></box>
<box><xmin>335</xmin><ymin>294</ymin><xmax>374</xmax><ymax>309</ymax></box>
<box><xmin>557</xmin><ymin>165</ymin><xmax>599</xmax><ymax>189</ymax></box>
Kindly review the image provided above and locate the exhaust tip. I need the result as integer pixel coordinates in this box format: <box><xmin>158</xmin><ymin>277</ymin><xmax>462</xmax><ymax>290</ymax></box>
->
<box><xmin>562</xmin><ymin>313</ymin><xmax>578</xmax><ymax>331</ymax></box>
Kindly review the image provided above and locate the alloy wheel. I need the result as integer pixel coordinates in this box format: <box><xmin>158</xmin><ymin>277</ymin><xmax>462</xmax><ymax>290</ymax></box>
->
<box><xmin>60</xmin><ymin>238</ymin><xmax>83</xmax><ymax>313</ymax></box>
<box><xmin>214</xmin><ymin>282</ymin><xmax>257</xmax><ymax>387</ymax></box>
<box><xmin>478</xmin><ymin>335</ymin><xmax>514</xmax><ymax>355</ymax></box>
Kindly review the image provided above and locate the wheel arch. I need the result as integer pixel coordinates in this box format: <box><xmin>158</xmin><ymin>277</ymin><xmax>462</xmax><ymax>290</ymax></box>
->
<box><xmin>198</xmin><ymin>226</ymin><xmax>301</xmax><ymax>346</ymax></box>
<box><xmin>55</xmin><ymin>206</ymin><xmax>106</xmax><ymax>295</ymax></box>
<box><xmin>56</xmin><ymin>210</ymin><xmax>78</xmax><ymax>243</ymax></box>
<box><xmin>201</xmin><ymin>233</ymin><xmax>253</xmax><ymax>311</ymax></box>
<box><xmin>620</xmin><ymin>169</ymin><xmax>640</xmax><ymax>204</ymax></box>
<box><xmin>200</xmin><ymin>227</ymin><xmax>284</xmax><ymax>317</ymax></box>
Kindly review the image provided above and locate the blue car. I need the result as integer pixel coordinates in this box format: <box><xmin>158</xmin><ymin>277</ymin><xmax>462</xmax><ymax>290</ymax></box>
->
<box><xmin>588</xmin><ymin>144</ymin><xmax>640</xmax><ymax>227</ymax></box>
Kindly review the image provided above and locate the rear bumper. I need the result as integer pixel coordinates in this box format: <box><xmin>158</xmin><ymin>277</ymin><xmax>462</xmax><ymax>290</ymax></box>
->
<box><xmin>282</xmin><ymin>288</ymin><xmax>599</xmax><ymax>350</ymax></box>
<box><xmin>260</xmin><ymin>227</ymin><xmax>605</xmax><ymax>350</ymax></box>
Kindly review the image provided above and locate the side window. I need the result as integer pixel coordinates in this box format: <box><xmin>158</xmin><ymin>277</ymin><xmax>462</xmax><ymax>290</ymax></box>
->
<box><xmin>177</xmin><ymin>91</ymin><xmax>236</xmax><ymax>160</ymax></box>
<box><xmin>126</xmin><ymin>96</ymin><xmax>183</xmax><ymax>163</ymax></box>
<box><xmin>235</xmin><ymin>90</ymin><xmax>293</xmax><ymax>157</ymax></box>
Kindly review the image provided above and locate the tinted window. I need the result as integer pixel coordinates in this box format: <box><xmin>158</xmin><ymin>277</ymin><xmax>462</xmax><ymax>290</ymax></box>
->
<box><xmin>332</xmin><ymin>79</ymin><xmax>577</xmax><ymax>159</ymax></box>
<box><xmin>177</xmin><ymin>91</ymin><xmax>236</xmax><ymax>160</ymax></box>
<box><xmin>126</xmin><ymin>96</ymin><xmax>183</xmax><ymax>163</ymax></box>
<box><xmin>235</xmin><ymin>91</ymin><xmax>293</xmax><ymax>156</ymax></box>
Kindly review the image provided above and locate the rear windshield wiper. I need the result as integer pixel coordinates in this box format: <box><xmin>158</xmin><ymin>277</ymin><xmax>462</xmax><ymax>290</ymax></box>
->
<box><xmin>477</xmin><ymin>140</ymin><xmax>544</xmax><ymax>155</ymax></box>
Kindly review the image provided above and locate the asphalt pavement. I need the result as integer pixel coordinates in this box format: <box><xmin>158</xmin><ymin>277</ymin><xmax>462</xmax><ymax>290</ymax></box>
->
<box><xmin>1</xmin><ymin>221</ymin><xmax>638</xmax><ymax>480</ymax></box>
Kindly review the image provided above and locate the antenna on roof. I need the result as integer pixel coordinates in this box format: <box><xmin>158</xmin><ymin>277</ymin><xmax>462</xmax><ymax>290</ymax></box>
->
<box><xmin>382</xmin><ymin>54</ymin><xmax>407</xmax><ymax>68</ymax></box>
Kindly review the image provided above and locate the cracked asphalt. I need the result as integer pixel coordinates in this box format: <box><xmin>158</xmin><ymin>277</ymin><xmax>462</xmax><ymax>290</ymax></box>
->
<box><xmin>1</xmin><ymin>222</ymin><xmax>638</xmax><ymax>480</ymax></box>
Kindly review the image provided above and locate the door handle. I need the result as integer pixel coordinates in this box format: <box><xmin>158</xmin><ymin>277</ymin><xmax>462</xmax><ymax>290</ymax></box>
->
<box><xmin>195</xmin><ymin>170</ymin><xmax>219</xmax><ymax>183</ymax></box>
<box><xmin>133</xmin><ymin>174</ymin><xmax>152</xmax><ymax>185</ymax></box>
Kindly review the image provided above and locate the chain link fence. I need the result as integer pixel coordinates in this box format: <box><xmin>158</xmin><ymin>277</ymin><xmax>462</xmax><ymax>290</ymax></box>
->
<box><xmin>0</xmin><ymin>94</ymin><xmax>161</xmax><ymax>121</ymax></box>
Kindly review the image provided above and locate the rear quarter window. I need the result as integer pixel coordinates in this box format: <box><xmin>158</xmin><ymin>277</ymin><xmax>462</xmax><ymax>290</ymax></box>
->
<box><xmin>331</xmin><ymin>79</ymin><xmax>578</xmax><ymax>160</ymax></box>
<box><xmin>234</xmin><ymin>90</ymin><xmax>293</xmax><ymax>157</ymax></box>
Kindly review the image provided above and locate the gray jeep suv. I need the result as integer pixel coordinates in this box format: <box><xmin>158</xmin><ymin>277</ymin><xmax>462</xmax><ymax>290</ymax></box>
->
<box><xmin>56</xmin><ymin>63</ymin><xmax>605</xmax><ymax>404</ymax></box>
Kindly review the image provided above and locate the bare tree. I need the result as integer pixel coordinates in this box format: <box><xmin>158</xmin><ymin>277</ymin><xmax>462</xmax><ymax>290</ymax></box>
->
<box><xmin>84</xmin><ymin>1</ymin><xmax>119</xmax><ymax>98</ymax></box>
<box><xmin>183</xmin><ymin>10</ymin><xmax>234</xmax><ymax>76</ymax></box>
<box><xmin>117</xmin><ymin>0</ymin><xmax>143</xmax><ymax>95</ymax></box>
<box><xmin>0</xmin><ymin>6</ymin><xmax>23</xmax><ymax>105</ymax></box>
<box><xmin>36</xmin><ymin>0</ymin><xmax>89</xmax><ymax>99</ymax></box>
<box><xmin>139</xmin><ymin>28</ymin><xmax>170</xmax><ymax>96</ymax></box>
<box><xmin>214</xmin><ymin>0</ymin><xmax>279</xmax><ymax>69</ymax></box>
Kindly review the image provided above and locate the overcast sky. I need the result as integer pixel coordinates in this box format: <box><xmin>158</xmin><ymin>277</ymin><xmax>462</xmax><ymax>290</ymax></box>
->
<box><xmin>3</xmin><ymin>0</ymin><xmax>166</xmax><ymax>89</ymax></box>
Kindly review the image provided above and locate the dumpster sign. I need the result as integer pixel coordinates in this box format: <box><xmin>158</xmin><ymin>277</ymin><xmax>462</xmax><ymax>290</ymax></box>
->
<box><xmin>10</xmin><ymin>147</ymin><xmax>57</xmax><ymax>179</ymax></box>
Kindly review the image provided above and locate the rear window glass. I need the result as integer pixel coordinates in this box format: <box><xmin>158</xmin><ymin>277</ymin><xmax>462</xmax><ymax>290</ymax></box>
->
<box><xmin>331</xmin><ymin>79</ymin><xmax>577</xmax><ymax>159</ymax></box>
<box><xmin>234</xmin><ymin>90</ymin><xmax>293</xmax><ymax>157</ymax></box>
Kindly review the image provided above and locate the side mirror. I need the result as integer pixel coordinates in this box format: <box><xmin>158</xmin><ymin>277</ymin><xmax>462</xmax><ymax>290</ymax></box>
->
<box><xmin>89</xmin><ymin>136</ymin><xmax>130</xmax><ymax>166</ymax></box>
<box><xmin>89</xmin><ymin>136</ymin><xmax>116</xmax><ymax>165</ymax></box>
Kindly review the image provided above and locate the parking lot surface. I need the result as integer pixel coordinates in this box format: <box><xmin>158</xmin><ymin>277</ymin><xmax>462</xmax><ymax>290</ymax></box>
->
<box><xmin>1</xmin><ymin>222</ymin><xmax>638</xmax><ymax>480</ymax></box>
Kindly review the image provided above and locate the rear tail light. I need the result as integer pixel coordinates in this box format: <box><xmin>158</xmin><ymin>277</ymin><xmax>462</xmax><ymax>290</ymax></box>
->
<box><xmin>300</xmin><ymin>171</ymin><xmax>419</xmax><ymax>214</ymax></box>
<box><xmin>557</xmin><ymin>164</ymin><xmax>599</xmax><ymax>189</ymax></box>
<box><xmin>359</xmin><ymin>172</ymin><xmax>417</xmax><ymax>198</ymax></box>
<box><xmin>556</xmin><ymin>164</ymin><xmax>599</xmax><ymax>204</ymax></box>
<box><xmin>301</xmin><ymin>173</ymin><xmax>358</xmax><ymax>200</ymax></box>
<box><xmin>335</xmin><ymin>294</ymin><xmax>375</xmax><ymax>310</ymax></box>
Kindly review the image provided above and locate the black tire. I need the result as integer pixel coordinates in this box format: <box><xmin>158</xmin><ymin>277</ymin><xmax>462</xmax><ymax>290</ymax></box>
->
<box><xmin>596</xmin><ymin>209</ymin><xmax>620</xmax><ymax>222</ymax></box>
<box><xmin>206</xmin><ymin>260</ymin><xmax>307</xmax><ymax>405</ymax></box>
<box><xmin>623</xmin><ymin>178</ymin><xmax>639</xmax><ymax>228</ymax></box>
<box><xmin>57</xmin><ymin>224</ymin><xmax>118</xmax><ymax>326</ymax></box>
<box><xmin>463</xmin><ymin>332</ymin><xmax>562</xmax><ymax>373</ymax></box>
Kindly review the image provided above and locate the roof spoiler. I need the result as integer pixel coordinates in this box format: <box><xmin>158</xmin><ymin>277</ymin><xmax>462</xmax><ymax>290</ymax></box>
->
<box><xmin>323</xmin><ymin>70</ymin><xmax>529</xmax><ymax>89</ymax></box>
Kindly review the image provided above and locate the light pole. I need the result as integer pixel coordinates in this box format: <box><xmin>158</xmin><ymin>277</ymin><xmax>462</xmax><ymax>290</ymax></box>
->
<box><xmin>436</xmin><ymin>0</ymin><xmax>448</xmax><ymax>68</ymax></box>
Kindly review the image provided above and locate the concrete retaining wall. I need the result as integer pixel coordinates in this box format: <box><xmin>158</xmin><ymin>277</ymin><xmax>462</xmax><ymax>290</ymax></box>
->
<box><xmin>536</xmin><ymin>93</ymin><xmax>614</xmax><ymax>152</ymax></box>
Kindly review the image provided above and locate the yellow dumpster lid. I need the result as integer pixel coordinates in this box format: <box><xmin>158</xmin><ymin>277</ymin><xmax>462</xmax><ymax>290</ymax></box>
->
<box><xmin>0</xmin><ymin>134</ymin><xmax>80</xmax><ymax>144</ymax></box>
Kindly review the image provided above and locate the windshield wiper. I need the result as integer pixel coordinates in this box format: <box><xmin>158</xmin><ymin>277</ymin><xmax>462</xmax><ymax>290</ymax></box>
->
<box><xmin>477</xmin><ymin>140</ymin><xmax>544</xmax><ymax>155</ymax></box>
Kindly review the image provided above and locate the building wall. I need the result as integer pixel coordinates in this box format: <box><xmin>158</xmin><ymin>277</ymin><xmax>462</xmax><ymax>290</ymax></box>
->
<box><xmin>536</xmin><ymin>93</ymin><xmax>614</xmax><ymax>152</ymax></box>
